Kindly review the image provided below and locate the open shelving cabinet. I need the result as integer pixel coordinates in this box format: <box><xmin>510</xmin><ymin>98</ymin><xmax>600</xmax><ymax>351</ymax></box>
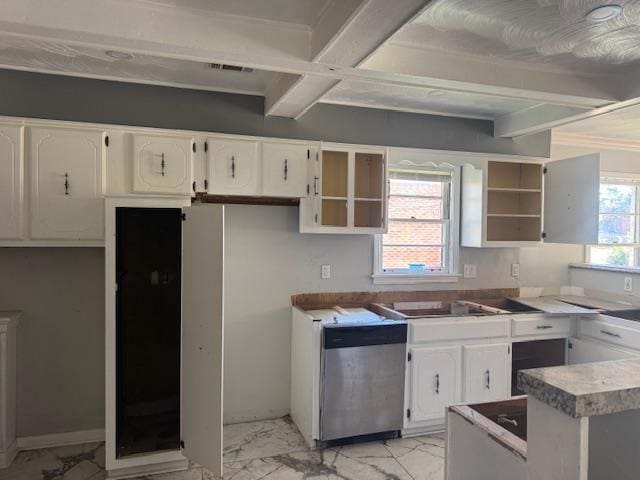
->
<box><xmin>461</xmin><ymin>154</ymin><xmax>601</xmax><ymax>247</ymax></box>
<box><xmin>300</xmin><ymin>144</ymin><xmax>387</xmax><ymax>233</ymax></box>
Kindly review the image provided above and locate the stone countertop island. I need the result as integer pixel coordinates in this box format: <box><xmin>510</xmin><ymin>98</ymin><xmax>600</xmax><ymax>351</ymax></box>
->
<box><xmin>518</xmin><ymin>358</ymin><xmax>640</xmax><ymax>418</ymax></box>
<box><xmin>518</xmin><ymin>358</ymin><xmax>640</xmax><ymax>480</ymax></box>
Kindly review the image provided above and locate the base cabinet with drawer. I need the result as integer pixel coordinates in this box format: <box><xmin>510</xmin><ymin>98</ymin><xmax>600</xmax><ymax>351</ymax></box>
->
<box><xmin>463</xmin><ymin>343</ymin><xmax>511</xmax><ymax>403</ymax></box>
<box><xmin>406</xmin><ymin>345</ymin><xmax>462</xmax><ymax>429</ymax></box>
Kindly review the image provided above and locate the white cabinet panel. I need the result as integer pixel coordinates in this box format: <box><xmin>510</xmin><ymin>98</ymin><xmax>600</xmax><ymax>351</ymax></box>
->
<box><xmin>132</xmin><ymin>135</ymin><xmax>192</xmax><ymax>195</ymax></box>
<box><xmin>261</xmin><ymin>142</ymin><xmax>310</xmax><ymax>198</ymax></box>
<box><xmin>410</xmin><ymin>317</ymin><xmax>509</xmax><ymax>344</ymax></box>
<box><xmin>511</xmin><ymin>316</ymin><xmax>572</xmax><ymax>338</ymax></box>
<box><xmin>544</xmin><ymin>153</ymin><xmax>600</xmax><ymax>244</ymax></box>
<box><xmin>463</xmin><ymin>343</ymin><xmax>511</xmax><ymax>403</ymax></box>
<box><xmin>0</xmin><ymin>125</ymin><xmax>23</xmax><ymax>240</ymax></box>
<box><xmin>207</xmin><ymin>138</ymin><xmax>259</xmax><ymax>196</ymax></box>
<box><xmin>29</xmin><ymin>127</ymin><xmax>104</xmax><ymax>240</ymax></box>
<box><xmin>192</xmin><ymin>139</ymin><xmax>208</xmax><ymax>194</ymax></box>
<box><xmin>568</xmin><ymin>338</ymin><xmax>638</xmax><ymax>365</ymax></box>
<box><xmin>579</xmin><ymin>317</ymin><xmax>640</xmax><ymax>351</ymax></box>
<box><xmin>408</xmin><ymin>345</ymin><xmax>462</xmax><ymax>425</ymax></box>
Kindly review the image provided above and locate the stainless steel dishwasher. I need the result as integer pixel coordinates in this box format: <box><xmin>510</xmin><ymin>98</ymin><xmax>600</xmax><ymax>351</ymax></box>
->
<box><xmin>320</xmin><ymin>319</ymin><xmax>407</xmax><ymax>442</ymax></box>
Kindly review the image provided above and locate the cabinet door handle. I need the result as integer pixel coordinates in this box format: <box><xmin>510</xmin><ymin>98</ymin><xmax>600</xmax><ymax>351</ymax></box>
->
<box><xmin>192</xmin><ymin>181</ymin><xmax>196</xmax><ymax>193</ymax></box>
<box><xmin>231</xmin><ymin>155</ymin><xmax>236</xmax><ymax>178</ymax></box>
<box><xmin>64</xmin><ymin>172</ymin><xmax>70</xmax><ymax>195</ymax></box>
<box><xmin>435</xmin><ymin>373</ymin><xmax>440</xmax><ymax>394</ymax></box>
<box><xmin>537</xmin><ymin>325</ymin><xmax>553</xmax><ymax>330</ymax></box>
<box><xmin>313</xmin><ymin>176</ymin><xmax>319</xmax><ymax>195</ymax></box>
<box><xmin>161</xmin><ymin>153</ymin><xmax>165</xmax><ymax>176</ymax></box>
<box><xmin>284</xmin><ymin>159</ymin><xmax>288</xmax><ymax>181</ymax></box>
<box><xmin>387</xmin><ymin>179</ymin><xmax>391</xmax><ymax>199</ymax></box>
<box><xmin>204</xmin><ymin>179</ymin><xmax>209</xmax><ymax>191</ymax></box>
<box><xmin>600</xmin><ymin>329</ymin><xmax>622</xmax><ymax>338</ymax></box>
<box><xmin>485</xmin><ymin>369</ymin><xmax>491</xmax><ymax>390</ymax></box>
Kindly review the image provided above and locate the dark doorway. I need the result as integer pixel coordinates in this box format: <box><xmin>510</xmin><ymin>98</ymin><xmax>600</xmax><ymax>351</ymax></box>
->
<box><xmin>116</xmin><ymin>207</ymin><xmax>182</xmax><ymax>457</ymax></box>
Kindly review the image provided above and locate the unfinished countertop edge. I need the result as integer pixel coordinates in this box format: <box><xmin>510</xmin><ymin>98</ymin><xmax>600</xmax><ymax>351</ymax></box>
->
<box><xmin>448</xmin><ymin>403</ymin><xmax>527</xmax><ymax>460</ymax></box>
<box><xmin>518</xmin><ymin>358</ymin><xmax>640</xmax><ymax>418</ymax></box>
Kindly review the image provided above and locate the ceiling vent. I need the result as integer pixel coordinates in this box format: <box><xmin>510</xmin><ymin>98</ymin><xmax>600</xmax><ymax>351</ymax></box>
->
<box><xmin>207</xmin><ymin>63</ymin><xmax>254</xmax><ymax>73</ymax></box>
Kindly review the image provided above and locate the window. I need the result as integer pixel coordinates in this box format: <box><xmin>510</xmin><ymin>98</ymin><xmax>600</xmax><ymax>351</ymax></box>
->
<box><xmin>588</xmin><ymin>176</ymin><xmax>640</xmax><ymax>267</ymax></box>
<box><xmin>374</xmin><ymin>167</ymin><xmax>458</xmax><ymax>281</ymax></box>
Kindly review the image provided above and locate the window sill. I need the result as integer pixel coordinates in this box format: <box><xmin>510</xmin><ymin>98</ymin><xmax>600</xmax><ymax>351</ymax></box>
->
<box><xmin>570</xmin><ymin>263</ymin><xmax>640</xmax><ymax>275</ymax></box>
<box><xmin>372</xmin><ymin>273</ymin><xmax>461</xmax><ymax>285</ymax></box>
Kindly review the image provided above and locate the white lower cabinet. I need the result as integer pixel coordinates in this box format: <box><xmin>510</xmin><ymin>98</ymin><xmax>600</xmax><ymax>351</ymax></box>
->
<box><xmin>463</xmin><ymin>343</ymin><xmax>511</xmax><ymax>403</ymax></box>
<box><xmin>261</xmin><ymin>141</ymin><xmax>311</xmax><ymax>198</ymax></box>
<box><xmin>29</xmin><ymin>126</ymin><xmax>104</xmax><ymax>240</ymax></box>
<box><xmin>407</xmin><ymin>345</ymin><xmax>462</xmax><ymax>427</ymax></box>
<box><xmin>0</xmin><ymin>124</ymin><xmax>23</xmax><ymax>240</ymax></box>
<box><xmin>207</xmin><ymin>138</ymin><xmax>259</xmax><ymax>195</ymax></box>
<box><xmin>568</xmin><ymin>337</ymin><xmax>638</xmax><ymax>365</ymax></box>
<box><xmin>132</xmin><ymin>134</ymin><xmax>193</xmax><ymax>195</ymax></box>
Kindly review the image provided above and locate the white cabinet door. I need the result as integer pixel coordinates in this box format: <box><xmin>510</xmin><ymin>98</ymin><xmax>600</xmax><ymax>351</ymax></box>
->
<box><xmin>463</xmin><ymin>343</ymin><xmax>511</xmax><ymax>403</ymax></box>
<box><xmin>568</xmin><ymin>338</ymin><xmax>637</xmax><ymax>365</ymax></box>
<box><xmin>29</xmin><ymin>127</ymin><xmax>104</xmax><ymax>240</ymax></box>
<box><xmin>0</xmin><ymin>124</ymin><xmax>23</xmax><ymax>239</ymax></box>
<box><xmin>261</xmin><ymin>142</ymin><xmax>310</xmax><ymax>197</ymax></box>
<box><xmin>543</xmin><ymin>153</ymin><xmax>600</xmax><ymax>244</ymax></box>
<box><xmin>192</xmin><ymin>139</ymin><xmax>208</xmax><ymax>194</ymax></box>
<box><xmin>132</xmin><ymin>134</ymin><xmax>192</xmax><ymax>195</ymax></box>
<box><xmin>182</xmin><ymin>204</ymin><xmax>224</xmax><ymax>477</ymax></box>
<box><xmin>208</xmin><ymin>138</ymin><xmax>259</xmax><ymax>196</ymax></box>
<box><xmin>408</xmin><ymin>345</ymin><xmax>462</xmax><ymax>425</ymax></box>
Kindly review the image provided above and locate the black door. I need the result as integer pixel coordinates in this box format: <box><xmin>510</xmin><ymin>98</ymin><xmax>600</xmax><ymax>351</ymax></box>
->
<box><xmin>116</xmin><ymin>207</ymin><xmax>182</xmax><ymax>457</ymax></box>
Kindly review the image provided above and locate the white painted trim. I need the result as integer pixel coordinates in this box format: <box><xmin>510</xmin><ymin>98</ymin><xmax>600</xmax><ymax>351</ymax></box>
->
<box><xmin>553</xmin><ymin>132</ymin><xmax>640</xmax><ymax>152</ymax></box>
<box><xmin>372</xmin><ymin>273</ymin><xmax>461</xmax><ymax>285</ymax></box>
<box><xmin>0</xmin><ymin>440</ymin><xmax>18</xmax><ymax>468</ymax></box>
<box><xmin>16</xmin><ymin>429</ymin><xmax>105</xmax><ymax>450</ymax></box>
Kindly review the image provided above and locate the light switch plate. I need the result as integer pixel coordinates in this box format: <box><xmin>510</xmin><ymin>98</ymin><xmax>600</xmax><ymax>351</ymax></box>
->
<box><xmin>624</xmin><ymin>277</ymin><xmax>633</xmax><ymax>292</ymax></box>
<box><xmin>511</xmin><ymin>263</ymin><xmax>520</xmax><ymax>278</ymax></box>
<box><xmin>321</xmin><ymin>264</ymin><xmax>331</xmax><ymax>279</ymax></box>
<box><xmin>463</xmin><ymin>264</ymin><xmax>477</xmax><ymax>278</ymax></box>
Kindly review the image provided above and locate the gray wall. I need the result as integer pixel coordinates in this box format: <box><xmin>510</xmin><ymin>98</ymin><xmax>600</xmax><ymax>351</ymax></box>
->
<box><xmin>0</xmin><ymin>248</ymin><xmax>104</xmax><ymax>437</ymax></box>
<box><xmin>0</xmin><ymin>69</ymin><xmax>550</xmax><ymax>157</ymax></box>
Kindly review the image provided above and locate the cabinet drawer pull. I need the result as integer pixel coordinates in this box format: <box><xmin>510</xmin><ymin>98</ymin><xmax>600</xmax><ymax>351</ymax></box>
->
<box><xmin>435</xmin><ymin>373</ymin><xmax>440</xmax><ymax>394</ymax></box>
<box><xmin>536</xmin><ymin>325</ymin><xmax>553</xmax><ymax>330</ymax></box>
<box><xmin>284</xmin><ymin>159</ymin><xmax>288</xmax><ymax>181</ymax></box>
<box><xmin>231</xmin><ymin>155</ymin><xmax>236</xmax><ymax>178</ymax></box>
<box><xmin>64</xmin><ymin>172</ymin><xmax>69</xmax><ymax>195</ymax></box>
<box><xmin>485</xmin><ymin>369</ymin><xmax>491</xmax><ymax>389</ymax></box>
<box><xmin>600</xmin><ymin>329</ymin><xmax>622</xmax><ymax>338</ymax></box>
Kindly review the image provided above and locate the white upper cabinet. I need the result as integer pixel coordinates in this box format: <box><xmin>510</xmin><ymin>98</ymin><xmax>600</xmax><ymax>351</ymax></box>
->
<box><xmin>261</xmin><ymin>141</ymin><xmax>312</xmax><ymax>198</ymax></box>
<box><xmin>192</xmin><ymin>138</ymin><xmax>208</xmax><ymax>194</ymax></box>
<box><xmin>29</xmin><ymin>126</ymin><xmax>104</xmax><ymax>240</ymax></box>
<box><xmin>461</xmin><ymin>153</ymin><xmax>600</xmax><ymax>247</ymax></box>
<box><xmin>463</xmin><ymin>343</ymin><xmax>511</xmax><ymax>403</ymax></box>
<box><xmin>207</xmin><ymin>137</ymin><xmax>259</xmax><ymax>196</ymax></box>
<box><xmin>300</xmin><ymin>144</ymin><xmax>387</xmax><ymax>234</ymax></box>
<box><xmin>132</xmin><ymin>134</ymin><xmax>192</xmax><ymax>196</ymax></box>
<box><xmin>0</xmin><ymin>124</ymin><xmax>23</xmax><ymax>240</ymax></box>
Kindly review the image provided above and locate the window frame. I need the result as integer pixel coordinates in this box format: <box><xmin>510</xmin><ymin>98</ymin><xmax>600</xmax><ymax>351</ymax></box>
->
<box><xmin>586</xmin><ymin>173</ymin><xmax>640</xmax><ymax>268</ymax></box>
<box><xmin>373</xmin><ymin>162</ymin><xmax>460</xmax><ymax>284</ymax></box>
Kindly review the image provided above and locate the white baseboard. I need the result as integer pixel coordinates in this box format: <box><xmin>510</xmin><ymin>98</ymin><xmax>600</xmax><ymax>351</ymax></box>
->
<box><xmin>0</xmin><ymin>440</ymin><xmax>18</xmax><ymax>468</ymax></box>
<box><xmin>17</xmin><ymin>429</ymin><xmax>105</xmax><ymax>451</ymax></box>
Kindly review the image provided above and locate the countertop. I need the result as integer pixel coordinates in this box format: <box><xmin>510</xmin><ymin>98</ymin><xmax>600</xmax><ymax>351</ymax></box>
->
<box><xmin>518</xmin><ymin>358</ymin><xmax>640</xmax><ymax>418</ymax></box>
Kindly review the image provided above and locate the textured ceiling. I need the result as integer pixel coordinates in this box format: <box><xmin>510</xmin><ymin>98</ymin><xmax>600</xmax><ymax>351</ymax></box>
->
<box><xmin>0</xmin><ymin>35</ymin><xmax>274</xmax><ymax>94</ymax></box>
<box><xmin>125</xmin><ymin>0</ymin><xmax>333</xmax><ymax>26</ymax></box>
<box><xmin>320</xmin><ymin>80</ymin><xmax>539</xmax><ymax>119</ymax></box>
<box><xmin>396</xmin><ymin>0</ymin><xmax>640</xmax><ymax>71</ymax></box>
<box><xmin>556</xmin><ymin>105</ymin><xmax>640</xmax><ymax>141</ymax></box>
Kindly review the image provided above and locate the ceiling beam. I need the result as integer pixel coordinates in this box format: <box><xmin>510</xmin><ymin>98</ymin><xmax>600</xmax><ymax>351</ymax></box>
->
<box><xmin>264</xmin><ymin>0</ymin><xmax>434</xmax><ymax>118</ymax></box>
<box><xmin>494</xmin><ymin>105</ymin><xmax>591</xmax><ymax>138</ymax></box>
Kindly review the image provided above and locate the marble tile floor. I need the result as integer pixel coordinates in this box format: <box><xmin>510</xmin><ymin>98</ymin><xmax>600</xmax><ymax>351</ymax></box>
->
<box><xmin>1</xmin><ymin>417</ymin><xmax>444</xmax><ymax>480</ymax></box>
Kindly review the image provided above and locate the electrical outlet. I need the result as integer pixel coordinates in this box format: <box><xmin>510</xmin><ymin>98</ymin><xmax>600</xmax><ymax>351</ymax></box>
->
<box><xmin>624</xmin><ymin>277</ymin><xmax>633</xmax><ymax>292</ymax></box>
<box><xmin>321</xmin><ymin>264</ymin><xmax>331</xmax><ymax>279</ymax></box>
<box><xmin>463</xmin><ymin>264</ymin><xmax>477</xmax><ymax>278</ymax></box>
<box><xmin>511</xmin><ymin>263</ymin><xmax>520</xmax><ymax>278</ymax></box>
